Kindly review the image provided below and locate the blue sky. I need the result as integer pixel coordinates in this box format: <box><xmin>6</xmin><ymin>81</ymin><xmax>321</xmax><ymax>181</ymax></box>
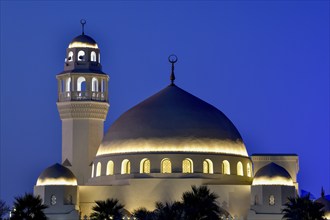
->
<box><xmin>1</xmin><ymin>1</ymin><xmax>329</xmax><ymax>205</ymax></box>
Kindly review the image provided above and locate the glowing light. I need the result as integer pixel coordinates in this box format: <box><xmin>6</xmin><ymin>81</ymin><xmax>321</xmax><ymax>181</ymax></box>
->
<box><xmin>222</xmin><ymin>160</ymin><xmax>230</xmax><ymax>175</ymax></box>
<box><xmin>182</xmin><ymin>158</ymin><xmax>193</xmax><ymax>173</ymax></box>
<box><xmin>237</xmin><ymin>161</ymin><xmax>243</xmax><ymax>176</ymax></box>
<box><xmin>36</xmin><ymin>177</ymin><xmax>77</xmax><ymax>186</ymax></box>
<box><xmin>68</xmin><ymin>42</ymin><xmax>98</xmax><ymax>49</ymax></box>
<box><xmin>96</xmin><ymin>138</ymin><xmax>248</xmax><ymax>157</ymax></box>
<box><xmin>203</xmin><ymin>159</ymin><xmax>213</xmax><ymax>174</ymax></box>
<box><xmin>252</xmin><ymin>176</ymin><xmax>293</xmax><ymax>186</ymax></box>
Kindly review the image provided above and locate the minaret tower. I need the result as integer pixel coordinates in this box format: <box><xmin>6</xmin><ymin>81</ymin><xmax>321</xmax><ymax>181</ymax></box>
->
<box><xmin>56</xmin><ymin>20</ymin><xmax>109</xmax><ymax>184</ymax></box>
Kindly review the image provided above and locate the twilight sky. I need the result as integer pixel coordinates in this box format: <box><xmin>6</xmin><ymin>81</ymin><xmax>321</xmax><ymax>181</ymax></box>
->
<box><xmin>0</xmin><ymin>1</ymin><xmax>329</xmax><ymax>205</ymax></box>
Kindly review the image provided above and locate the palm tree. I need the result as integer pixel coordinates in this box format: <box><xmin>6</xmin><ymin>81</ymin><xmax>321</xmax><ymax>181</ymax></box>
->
<box><xmin>282</xmin><ymin>193</ymin><xmax>325</xmax><ymax>220</ymax></box>
<box><xmin>90</xmin><ymin>198</ymin><xmax>124</xmax><ymax>220</ymax></box>
<box><xmin>132</xmin><ymin>207</ymin><xmax>156</xmax><ymax>220</ymax></box>
<box><xmin>10</xmin><ymin>193</ymin><xmax>48</xmax><ymax>220</ymax></box>
<box><xmin>154</xmin><ymin>201</ymin><xmax>183</xmax><ymax>220</ymax></box>
<box><xmin>0</xmin><ymin>199</ymin><xmax>10</xmax><ymax>220</ymax></box>
<box><xmin>181</xmin><ymin>185</ymin><xmax>222</xmax><ymax>220</ymax></box>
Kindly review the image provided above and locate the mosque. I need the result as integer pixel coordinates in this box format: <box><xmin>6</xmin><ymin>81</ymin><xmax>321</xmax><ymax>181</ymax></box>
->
<box><xmin>33</xmin><ymin>23</ymin><xmax>306</xmax><ymax>220</ymax></box>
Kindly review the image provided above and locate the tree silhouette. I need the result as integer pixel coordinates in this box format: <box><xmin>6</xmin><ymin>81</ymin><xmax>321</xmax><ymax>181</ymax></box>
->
<box><xmin>10</xmin><ymin>193</ymin><xmax>48</xmax><ymax>220</ymax></box>
<box><xmin>154</xmin><ymin>201</ymin><xmax>183</xmax><ymax>220</ymax></box>
<box><xmin>282</xmin><ymin>193</ymin><xmax>325</xmax><ymax>220</ymax></box>
<box><xmin>90</xmin><ymin>198</ymin><xmax>124</xmax><ymax>220</ymax></box>
<box><xmin>0</xmin><ymin>199</ymin><xmax>10</xmax><ymax>220</ymax></box>
<box><xmin>182</xmin><ymin>185</ymin><xmax>223</xmax><ymax>220</ymax></box>
<box><xmin>132</xmin><ymin>207</ymin><xmax>156</xmax><ymax>220</ymax></box>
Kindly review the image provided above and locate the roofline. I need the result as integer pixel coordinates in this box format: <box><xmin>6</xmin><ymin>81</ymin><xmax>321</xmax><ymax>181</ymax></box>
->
<box><xmin>251</xmin><ymin>153</ymin><xmax>298</xmax><ymax>156</ymax></box>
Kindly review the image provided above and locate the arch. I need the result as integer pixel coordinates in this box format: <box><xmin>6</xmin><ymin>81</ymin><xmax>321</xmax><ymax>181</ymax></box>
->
<box><xmin>237</xmin><ymin>161</ymin><xmax>243</xmax><ymax>176</ymax></box>
<box><xmin>65</xmin><ymin>77</ymin><xmax>71</xmax><ymax>92</ymax></box>
<box><xmin>92</xmin><ymin>77</ymin><xmax>98</xmax><ymax>92</ymax></box>
<box><xmin>247</xmin><ymin>163</ymin><xmax>252</xmax><ymax>177</ymax></box>
<box><xmin>68</xmin><ymin>51</ymin><xmax>73</xmax><ymax>62</ymax></box>
<box><xmin>77</xmin><ymin>77</ymin><xmax>86</xmax><ymax>92</ymax></box>
<box><xmin>77</xmin><ymin>50</ymin><xmax>85</xmax><ymax>61</ymax></box>
<box><xmin>106</xmin><ymin>160</ymin><xmax>114</xmax><ymax>175</ymax></box>
<box><xmin>91</xmin><ymin>163</ymin><xmax>94</xmax><ymax>178</ymax></box>
<box><xmin>96</xmin><ymin>162</ymin><xmax>101</xmax><ymax>177</ymax></box>
<box><xmin>161</xmin><ymin>158</ymin><xmax>171</xmax><ymax>173</ymax></box>
<box><xmin>121</xmin><ymin>159</ymin><xmax>131</xmax><ymax>174</ymax></box>
<box><xmin>203</xmin><ymin>159</ymin><xmax>213</xmax><ymax>174</ymax></box>
<box><xmin>222</xmin><ymin>160</ymin><xmax>230</xmax><ymax>175</ymax></box>
<box><xmin>140</xmin><ymin>158</ymin><xmax>150</xmax><ymax>173</ymax></box>
<box><xmin>91</xmin><ymin>51</ymin><xmax>97</xmax><ymax>62</ymax></box>
<box><xmin>182</xmin><ymin>158</ymin><xmax>193</xmax><ymax>173</ymax></box>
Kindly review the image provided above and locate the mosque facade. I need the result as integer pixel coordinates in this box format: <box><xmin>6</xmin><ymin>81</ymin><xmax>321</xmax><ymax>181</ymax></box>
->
<box><xmin>33</xmin><ymin>26</ymin><xmax>302</xmax><ymax>220</ymax></box>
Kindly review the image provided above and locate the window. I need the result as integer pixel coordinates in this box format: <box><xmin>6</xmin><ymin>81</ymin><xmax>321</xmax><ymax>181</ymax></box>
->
<box><xmin>50</xmin><ymin>195</ymin><xmax>56</xmax><ymax>205</ymax></box>
<box><xmin>140</xmin><ymin>158</ymin><xmax>150</xmax><ymax>173</ymax></box>
<box><xmin>96</xmin><ymin>162</ymin><xmax>101</xmax><ymax>177</ymax></box>
<box><xmin>237</xmin><ymin>161</ymin><xmax>243</xmax><ymax>176</ymax></box>
<box><xmin>222</xmin><ymin>160</ymin><xmax>230</xmax><ymax>175</ymax></box>
<box><xmin>203</xmin><ymin>159</ymin><xmax>213</xmax><ymax>174</ymax></box>
<box><xmin>77</xmin><ymin>77</ymin><xmax>86</xmax><ymax>92</ymax></box>
<box><xmin>106</xmin><ymin>161</ymin><xmax>114</xmax><ymax>175</ymax></box>
<box><xmin>161</xmin><ymin>158</ymin><xmax>171</xmax><ymax>173</ymax></box>
<box><xmin>92</xmin><ymin>77</ymin><xmax>98</xmax><ymax>92</ymax></box>
<box><xmin>78</xmin><ymin>50</ymin><xmax>85</xmax><ymax>61</ymax></box>
<box><xmin>98</xmin><ymin>53</ymin><xmax>101</xmax><ymax>63</ymax></box>
<box><xmin>91</xmin><ymin>164</ymin><xmax>94</xmax><ymax>178</ymax></box>
<box><xmin>68</xmin><ymin>51</ymin><xmax>73</xmax><ymax>62</ymax></box>
<box><xmin>247</xmin><ymin>163</ymin><xmax>252</xmax><ymax>177</ymax></box>
<box><xmin>182</xmin><ymin>158</ymin><xmax>193</xmax><ymax>173</ymax></box>
<box><xmin>121</xmin><ymin>159</ymin><xmax>131</xmax><ymax>174</ymax></box>
<box><xmin>91</xmin><ymin>51</ymin><xmax>97</xmax><ymax>62</ymax></box>
<box><xmin>269</xmin><ymin>195</ymin><xmax>275</xmax><ymax>206</ymax></box>
<box><xmin>65</xmin><ymin>77</ymin><xmax>71</xmax><ymax>92</ymax></box>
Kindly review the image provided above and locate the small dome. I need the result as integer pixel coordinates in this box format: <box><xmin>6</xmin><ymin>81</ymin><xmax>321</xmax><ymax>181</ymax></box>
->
<box><xmin>97</xmin><ymin>85</ymin><xmax>248</xmax><ymax>157</ymax></box>
<box><xmin>68</xmin><ymin>34</ymin><xmax>98</xmax><ymax>49</ymax></box>
<box><xmin>253</xmin><ymin>163</ymin><xmax>293</xmax><ymax>186</ymax></box>
<box><xmin>36</xmin><ymin>163</ymin><xmax>77</xmax><ymax>186</ymax></box>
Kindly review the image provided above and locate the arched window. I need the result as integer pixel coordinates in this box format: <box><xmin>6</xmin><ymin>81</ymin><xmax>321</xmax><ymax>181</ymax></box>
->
<box><xmin>203</xmin><ymin>159</ymin><xmax>213</xmax><ymax>174</ymax></box>
<box><xmin>98</xmin><ymin>53</ymin><xmax>101</xmax><ymax>63</ymax></box>
<box><xmin>77</xmin><ymin>50</ymin><xmax>85</xmax><ymax>61</ymax></box>
<box><xmin>68</xmin><ymin>51</ymin><xmax>73</xmax><ymax>62</ymax></box>
<box><xmin>92</xmin><ymin>77</ymin><xmax>98</xmax><ymax>92</ymax></box>
<box><xmin>121</xmin><ymin>159</ymin><xmax>130</xmax><ymax>174</ymax></box>
<box><xmin>96</xmin><ymin>162</ymin><xmax>101</xmax><ymax>177</ymax></box>
<box><xmin>269</xmin><ymin>195</ymin><xmax>275</xmax><ymax>206</ymax></box>
<box><xmin>161</xmin><ymin>158</ymin><xmax>171</xmax><ymax>173</ymax></box>
<box><xmin>247</xmin><ymin>163</ymin><xmax>252</xmax><ymax>177</ymax></box>
<box><xmin>106</xmin><ymin>161</ymin><xmax>114</xmax><ymax>175</ymax></box>
<box><xmin>140</xmin><ymin>158</ymin><xmax>150</xmax><ymax>173</ymax></box>
<box><xmin>77</xmin><ymin>77</ymin><xmax>86</xmax><ymax>92</ymax></box>
<box><xmin>91</xmin><ymin>51</ymin><xmax>97</xmax><ymax>62</ymax></box>
<box><xmin>65</xmin><ymin>77</ymin><xmax>71</xmax><ymax>92</ymax></box>
<box><xmin>182</xmin><ymin>158</ymin><xmax>193</xmax><ymax>173</ymax></box>
<box><xmin>222</xmin><ymin>160</ymin><xmax>230</xmax><ymax>175</ymax></box>
<box><xmin>91</xmin><ymin>163</ymin><xmax>94</xmax><ymax>178</ymax></box>
<box><xmin>237</xmin><ymin>161</ymin><xmax>243</xmax><ymax>176</ymax></box>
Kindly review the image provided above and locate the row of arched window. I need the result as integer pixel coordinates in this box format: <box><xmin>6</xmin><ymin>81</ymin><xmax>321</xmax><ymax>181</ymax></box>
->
<box><xmin>60</xmin><ymin>76</ymin><xmax>106</xmax><ymax>93</ymax></box>
<box><xmin>66</xmin><ymin>50</ymin><xmax>100</xmax><ymax>63</ymax></box>
<box><xmin>91</xmin><ymin>158</ymin><xmax>252</xmax><ymax>178</ymax></box>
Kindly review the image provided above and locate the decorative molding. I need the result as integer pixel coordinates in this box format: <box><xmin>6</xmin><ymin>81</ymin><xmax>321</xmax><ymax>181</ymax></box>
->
<box><xmin>57</xmin><ymin>102</ymin><xmax>109</xmax><ymax>120</ymax></box>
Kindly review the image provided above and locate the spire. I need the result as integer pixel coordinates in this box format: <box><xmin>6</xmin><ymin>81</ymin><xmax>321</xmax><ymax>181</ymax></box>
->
<box><xmin>168</xmin><ymin>54</ymin><xmax>178</xmax><ymax>85</ymax></box>
<box><xmin>80</xmin><ymin>19</ymin><xmax>86</xmax><ymax>35</ymax></box>
<box><xmin>321</xmin><ymin>187</ymin><xmax>325</xmax><ymax>198</ymax></box>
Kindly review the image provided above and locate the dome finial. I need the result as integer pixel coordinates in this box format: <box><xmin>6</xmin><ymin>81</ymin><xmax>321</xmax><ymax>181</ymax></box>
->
<box><xmin>168</xmin><ymin>54</ymin><xmax>178</xmax><ymax>85</ymax></box>
<box><xmin>80</xmin><ymin>19</ymin><xmax>86</xmax><ymax>35</ymax></box>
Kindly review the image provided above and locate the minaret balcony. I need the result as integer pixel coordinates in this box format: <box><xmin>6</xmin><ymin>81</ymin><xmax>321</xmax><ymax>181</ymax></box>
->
<box><xmin>58</xmin><ymin>91</ymin><xmax>107</xmax><ymax>102</ymax></box>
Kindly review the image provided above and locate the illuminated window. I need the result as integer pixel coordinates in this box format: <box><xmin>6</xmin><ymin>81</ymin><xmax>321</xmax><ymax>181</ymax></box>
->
<box><xmin>65</xmin><ymin>77</ymin><xmax>71</xmax><ymax>92</ymax></box>
<box><xmin>121</xmin><ymin>159</ymin><xmax>131</xmax><ymax>174</ymax></box>
<box><xmin>237</xmin><ymin>161</ymin><xmax>243</xmax><ymax>176</ymax></box>
<box><xmin>96</xmin><ymin>162</ymin><xmax>101</xmax><ymax>177</ymax></box>
<box><xmin>91</xmin><ymin>51</ymin><xmax>97</xmax><ymax>62</ymax></box>
<box><xmin>203</xmin><ymin>159</ymin><xmax>213</xmax><ymax>174</ymax></box>
<box><xmin>222</xmin><ymin>160</ymin><xmax>230</xmax><ymax>175</ymax></box>
<box><xmin>78</xmin><ymin>50</ymin><xmax>85</xmax><ymax>61</ymax></box>
<box><xmin>50</xmin><ymin>195</ymin><xmax>56</xmax><ymax>205</ymax></box>
<box><xmin>269</xmin><ymin>195</ymin><xmax>275</xmax><ymax>206</ymax></box>
<box><xmin>106</xmin><ymin>160</ymin><xmax>114</xmax><ymax>175</ymax></box>
<box><xmin>77</xmin><ymin>77</ymin><xmax>86</xmax><ymax>92</ymax></box>
<box><xmin>161</xmin><ymin>158</ymin><xmax>171</xmax><ymax>173</ymax></box>
<box><xmin>92</xmin><ymin>77</ymin><xmax>98</xmax><ymax>92</ymax></box>
<box><xmin>91</xmin><ymin>164</ymin><xmax>94</xmax><ymax>178</ymax></box>
<box><xmin>140</xmin><ymin>158</ymin><xmax>150</xmax><ymax>173</ymax></box>
<box><xmin>68</xmin><ymin>51</ymin><xmax>73</xmax><ymax>62</ymax></box>
<box><xmin>98</xmin><ymin>53</ymin><xmax>101</xmax><ymax>63</ymax></box>
<box><xmin>182</xmin><ymin>158</ymin><xmax>193</xmax><ymax>173</ymax></box>
<box><xmin>247</xmin><ymin>163</ymin><xmax>252</xmax><ymax>177</ymax></box>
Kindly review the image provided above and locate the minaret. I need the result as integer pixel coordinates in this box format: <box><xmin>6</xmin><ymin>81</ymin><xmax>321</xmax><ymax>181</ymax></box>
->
<box><xmin>56</xmin><ymin>20</ymin><xmax>109</xmax><ymax>184</ymax></box>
